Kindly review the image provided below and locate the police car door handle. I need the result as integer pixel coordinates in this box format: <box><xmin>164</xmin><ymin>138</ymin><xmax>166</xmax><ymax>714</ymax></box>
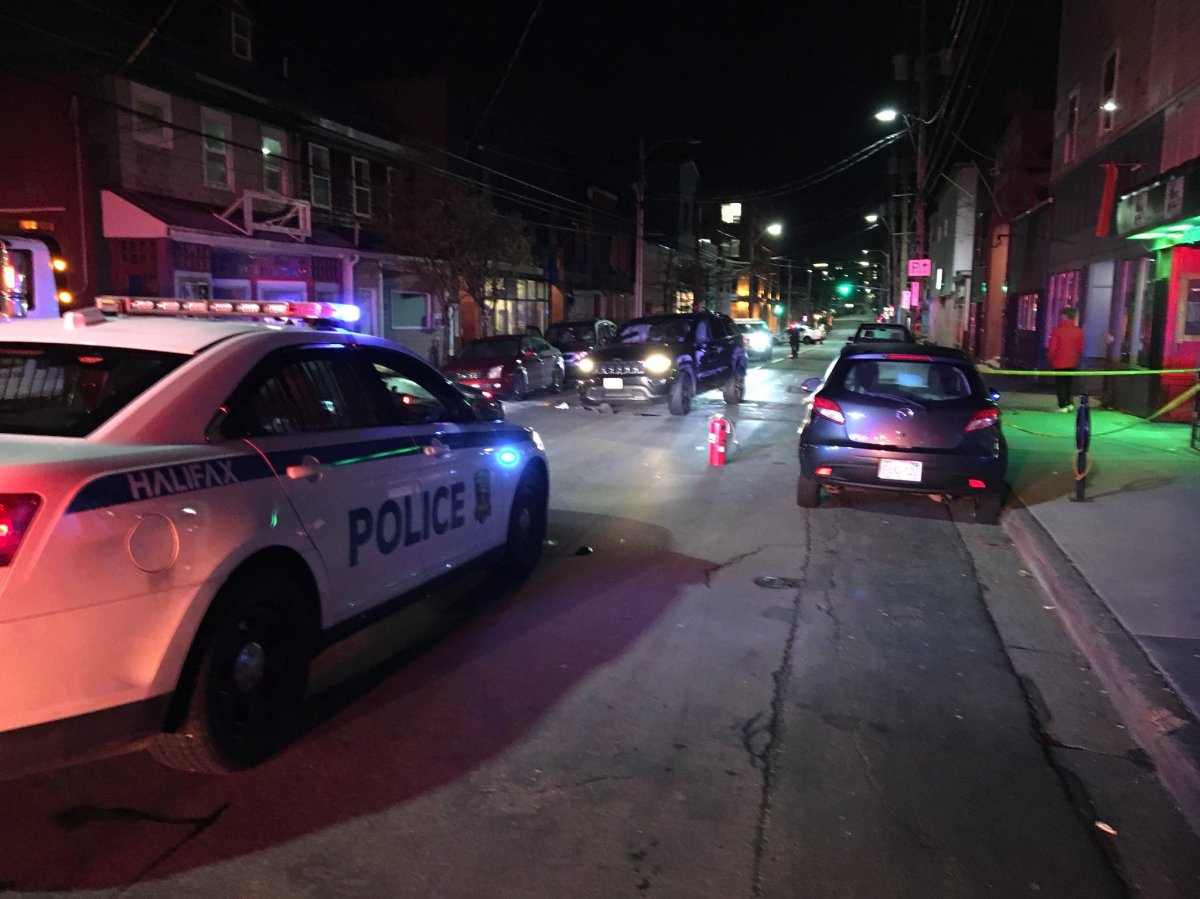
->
<box><xmin>423</xmin><ymin>436</ymin><xmax>448</xmax><ymax>457</ymax></box>
<box><xmin>286</xmin><ymin>454</ymin><xmax>326</xmax><ymax>482</ymax></box>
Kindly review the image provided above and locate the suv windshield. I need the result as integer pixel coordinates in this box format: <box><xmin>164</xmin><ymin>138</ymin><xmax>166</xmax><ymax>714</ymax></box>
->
<box><xmin>616</xmin><ymin>317</ymin><xmax>693</xmax><ymax>345</ymax></box>
<box><xmin>839</xmin><ymin>358</ymin><xmax>974</xmax><ymax>402</ymax></box>
<box><xmin>459</xmin><ymin>339</ymin><xmax>519</xmax><ymax>360</ymax></box>
<box><xmin>0</xmin><ymin>343</ymin><xmax>187</xmax><ymax>437</ymax></box>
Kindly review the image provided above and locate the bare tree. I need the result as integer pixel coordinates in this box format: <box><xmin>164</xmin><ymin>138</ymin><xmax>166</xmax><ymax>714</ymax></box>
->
<box><xmin>384</xmin><ymin>171</ymin><xmax>531</xmax><ymax>353</ymax></box>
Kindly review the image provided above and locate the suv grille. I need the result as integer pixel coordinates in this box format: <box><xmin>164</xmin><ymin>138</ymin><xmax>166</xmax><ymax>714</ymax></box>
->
<box><xmin>598</xmin><ymin>361</ymin><xmax>645</xmax><ymax>376</ymax></box>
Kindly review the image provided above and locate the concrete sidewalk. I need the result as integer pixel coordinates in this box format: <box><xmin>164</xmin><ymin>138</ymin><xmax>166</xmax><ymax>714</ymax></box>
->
<box><xmin>985</xmin><ymin>373</ymin><xmax>1200</xmax><ymax>832</ymax></box>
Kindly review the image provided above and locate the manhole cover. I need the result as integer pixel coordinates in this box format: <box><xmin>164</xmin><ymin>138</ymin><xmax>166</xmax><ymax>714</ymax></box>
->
<box><xmin>754</xmin><ymin>576</ymin><xmax>801</xmax><ymax>590</ymax></box>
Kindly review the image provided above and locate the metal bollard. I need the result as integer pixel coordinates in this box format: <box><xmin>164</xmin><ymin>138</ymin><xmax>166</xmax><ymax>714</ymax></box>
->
<box><xmin>1070</xmin><ymin>393</ymin><xmax>1092</xmax><ymax>502</ymax></box>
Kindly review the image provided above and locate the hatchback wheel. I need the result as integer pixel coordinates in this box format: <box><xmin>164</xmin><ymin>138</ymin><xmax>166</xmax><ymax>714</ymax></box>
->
<box><xmin>974</xmin><ymin>488</ymin><xmax>1004</xmax><ymax>525</ymax></box>
<box><xmin>797</xmin><ymin>471</ymin><xmax>821</xmax><ymax>508</ymax></box>
<box><xmin>550</xmin><ymin>366</ymin><xmax>565</xmax><ymax>393</ymax></box>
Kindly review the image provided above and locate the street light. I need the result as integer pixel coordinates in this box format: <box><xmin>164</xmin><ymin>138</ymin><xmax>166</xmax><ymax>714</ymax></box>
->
<box><xmin>635</xmin><ymin>136</ymin><xmax>701</xmax><ymax>317</ymax></box>
<box><xmin>746</xmin><ymin>220</ymin><xmax>783</xmax><ymax>316</ymax></box>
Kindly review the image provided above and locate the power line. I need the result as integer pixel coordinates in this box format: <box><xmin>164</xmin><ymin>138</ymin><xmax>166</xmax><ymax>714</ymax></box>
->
<box><xmin>467</xmin><ymin>0</ymin><xmax>545</xmax><ymax>146</ymax></box>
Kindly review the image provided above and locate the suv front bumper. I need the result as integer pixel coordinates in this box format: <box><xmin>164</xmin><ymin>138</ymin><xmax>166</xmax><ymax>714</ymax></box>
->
<box><xmin>578</xmin><ymin>375</ymin><xmax>673</xmax><ymax>404</ymax></box>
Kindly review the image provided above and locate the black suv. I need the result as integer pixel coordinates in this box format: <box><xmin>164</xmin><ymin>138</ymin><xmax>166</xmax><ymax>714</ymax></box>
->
<box><xmin>576</xmin><ymin>311</ymin><xmax>748</xmax><ymax>415</ymax></box>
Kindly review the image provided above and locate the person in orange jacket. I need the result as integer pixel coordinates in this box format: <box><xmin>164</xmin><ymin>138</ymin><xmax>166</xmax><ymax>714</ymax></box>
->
<box><xmin>1048</xmin><ymin>306</ymin><xmax>1084</xmax><ymax>412</ymax></box>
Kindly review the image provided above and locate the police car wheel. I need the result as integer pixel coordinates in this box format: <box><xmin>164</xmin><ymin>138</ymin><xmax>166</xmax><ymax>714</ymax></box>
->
<box><xmin>494</xmin><ymin>467</ymin><xmax>548</xmax><ymax>580</ymax></box>
<box><xmin>151</xmin><ymin>567</ymin><xmax>313</xmax><ymax>773</ymax></box>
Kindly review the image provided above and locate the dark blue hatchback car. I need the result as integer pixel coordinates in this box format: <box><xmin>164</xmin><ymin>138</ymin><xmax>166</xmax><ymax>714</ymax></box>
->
<box><xmin>796</xmin><ymin>342</ymin><xmax>1007</xmax><ymax>523</ymax></box>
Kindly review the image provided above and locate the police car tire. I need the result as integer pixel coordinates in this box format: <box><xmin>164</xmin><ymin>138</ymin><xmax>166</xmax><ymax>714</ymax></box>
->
<box><xmin>722</xmin><ymin>369</ymin><xmax>745</xmax><ymax>405</ymax></box>
<box><xmin>668</xmin><ymin>373</ymin><xmax>693</xmax><ymax>416</ymax></box>
<box><xmin>150</xmin><ymin>566</ymin><xmax>313</xmax><ymax>774</ymax></box>
<box><xmin>494</xmin><ymin>467</ymin><xmax>548</xmax><ymax>580</ymax></box>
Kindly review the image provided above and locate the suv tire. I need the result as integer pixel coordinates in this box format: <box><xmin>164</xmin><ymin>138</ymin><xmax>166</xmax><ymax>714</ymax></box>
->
<box><xmin>668</xmin><ymin>371</ymin><xmax>694</xmax><ymax>415</ymax></box>
<box><xmin>722</xmin><ymin>368</ymin><xmax>745</xmax><ymax>405</ymax></box>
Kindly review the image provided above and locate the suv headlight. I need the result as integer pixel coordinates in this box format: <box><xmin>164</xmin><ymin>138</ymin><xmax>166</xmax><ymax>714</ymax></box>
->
<box><xmin>487</xmin><ymin>365</ymin><xmax>505</xmax><ymax>379</ymax></box>
<box><xmin>749</xmin><ymin>333</ymin><xmax>771</xmax><ymax>352</ymax></box>
<box><xmin>576</xmin><ymin>357</ymin><xmax>596</xmax><ymax>375</ymax></box>
<box><xmin>643</xmin><ymin>353</ymin><xmax>672</xmax><ymax>375</ymax></box>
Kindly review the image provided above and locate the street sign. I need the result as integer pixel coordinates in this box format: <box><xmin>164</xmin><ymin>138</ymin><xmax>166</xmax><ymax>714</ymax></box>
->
<box><xmin>909</xmin><ymin>280</ymin><xmax>922</xmax><ymax>307</ymax></box>
<box><xmin>907</xmin><ymin>258</ymin><xmax>932</xmax><ymax>277</ymax></box>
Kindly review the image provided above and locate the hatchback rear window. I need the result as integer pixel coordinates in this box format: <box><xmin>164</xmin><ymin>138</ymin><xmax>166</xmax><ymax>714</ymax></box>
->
<box><xmin>0</xmin><ymin>343</ymin><xmax>187</xmax><ymax>436</ymax></box>
<box><xmin>841</xmin><ymin>358</ymin><xmax>973</xmax><ymax>402</ymax></box>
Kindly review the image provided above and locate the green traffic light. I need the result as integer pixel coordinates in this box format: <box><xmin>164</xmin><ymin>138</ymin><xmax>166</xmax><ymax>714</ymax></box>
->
<box><xmin>836</xmin><ymin>282</ymin><xmax>854</xmax><ymax>297</ymax></box>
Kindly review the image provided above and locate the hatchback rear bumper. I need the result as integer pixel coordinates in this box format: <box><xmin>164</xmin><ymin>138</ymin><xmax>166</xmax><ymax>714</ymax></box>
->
<box><xmin>800</xmin><ymin>444</ymin><xmax>1006</xmax><ymax>496</ymax></box>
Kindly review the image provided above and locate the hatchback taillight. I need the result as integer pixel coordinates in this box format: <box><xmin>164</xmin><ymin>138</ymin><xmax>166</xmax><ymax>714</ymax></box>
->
<box><xmin>0</xmin><ymin>494</ymin><xmax>40</xmax><ymax>566</ymax></box>
<box><xmin>812</xmin><ymin>396</ymin><xmax>846</xmax><ymax>425</ymax></box>
<box><xmin>965</xmin><ymin>408</ymin><xmax>1000</xmax><ymax>432</ymax></box>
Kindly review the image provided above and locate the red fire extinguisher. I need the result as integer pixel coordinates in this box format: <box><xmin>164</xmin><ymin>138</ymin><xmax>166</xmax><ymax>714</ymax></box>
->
<box><xmin>708</xmin><ymin>413</ymin><xmax>734</xmax><ymax>466</ymax></box>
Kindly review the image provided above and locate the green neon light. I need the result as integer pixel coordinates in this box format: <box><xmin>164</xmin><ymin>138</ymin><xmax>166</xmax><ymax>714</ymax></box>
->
<box><xmin>331</xmin><ymin>444</ymin><xmax>423</xmax><ymax>467</ymax></box>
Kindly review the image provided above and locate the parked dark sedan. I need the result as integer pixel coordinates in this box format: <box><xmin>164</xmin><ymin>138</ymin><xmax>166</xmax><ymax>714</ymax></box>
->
<box><xmin>575</xmin><ymin>311</ymin><xmax>747</xmax><ymax>415</ymax></box>
<box><xmin>796</xmin><ymin>343</ymin><xmax>1007</xmax><ymax>523</ymax></box>
<box><xmin>544</xmin><ymin>318</ymin><xmax>617</xmax><ymax>380</ymax></box>
<box><xmin>441</xmin><ymin>334</ymin><xmax>565</xmax><ymax>399</ymax></box>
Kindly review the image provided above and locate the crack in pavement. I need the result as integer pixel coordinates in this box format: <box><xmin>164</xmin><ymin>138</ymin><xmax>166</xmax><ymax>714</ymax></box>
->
<box><xmin>952</xmin><ymin>510</ymin><xmax>1135</xmax><ymax>897</ymax></box>
<box><xmin>748</xmin><ymin>516</ymin><xmax>814</xmax><ymax>898</ymax></box>
<box><xmin>703</xmin><ymin>547</ymin><xmax>765</xmax><ymax>588</ymax></box>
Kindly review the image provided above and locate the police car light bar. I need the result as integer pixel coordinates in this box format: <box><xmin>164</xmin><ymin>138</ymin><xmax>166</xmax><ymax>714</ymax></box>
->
<box><xmin>95</xmin><ymin>296</ymin><xmax>361</xmax><ymax>324</ymax></box>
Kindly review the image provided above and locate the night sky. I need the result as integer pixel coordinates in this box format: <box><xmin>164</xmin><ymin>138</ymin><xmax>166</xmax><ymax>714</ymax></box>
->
<box><xmin>277</xmin><ymin>0</ymin><xmax>1059</xmax><ymax>261</ymax></box>
<box><xmin>10</xmin><ymin>0</ymin><xmax>1059</xmax><ymax>262</ymax></box>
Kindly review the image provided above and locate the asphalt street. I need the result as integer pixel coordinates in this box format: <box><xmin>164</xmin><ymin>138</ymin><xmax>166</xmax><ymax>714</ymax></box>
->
<box><xmin>0</xmin><ymin>327</ymin><xmax>1196</xmax><ymax>896</ymax></box>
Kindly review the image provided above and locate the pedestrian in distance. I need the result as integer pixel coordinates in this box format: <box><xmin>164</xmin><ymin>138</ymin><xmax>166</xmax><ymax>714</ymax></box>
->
<box><xmin>1048</xmin><ymin>306</ymin><xmax>1084</xmax><ymax>412</ymax></box>
<box><xmin>788</xmin><ymin>325</ymin><xmax>801</xmax><ymax>358</ymax></box>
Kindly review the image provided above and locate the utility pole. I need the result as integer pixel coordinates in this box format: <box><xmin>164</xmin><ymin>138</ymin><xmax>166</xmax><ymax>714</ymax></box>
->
<box><xmin>915</xmin><ymin>0</ymin><xmax>928</xmax><ymax>265</ymax></box>
<box><xmin>634</xmin><ymin>136</ymin><xmax>646</xmax><ymax>319</ymax></box>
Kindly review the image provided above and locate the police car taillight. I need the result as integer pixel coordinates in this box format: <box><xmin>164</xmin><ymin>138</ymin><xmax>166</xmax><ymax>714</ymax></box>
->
<box><xmin>0</xmin><ymin>495</ymin><xmax>40</xmax><ymax>566</ymax></box>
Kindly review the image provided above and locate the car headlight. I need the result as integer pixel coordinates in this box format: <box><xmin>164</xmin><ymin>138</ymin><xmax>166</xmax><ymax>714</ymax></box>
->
<box><xmin>576</xmin><ymin>357</ymin><xmax>596</xmax><ymax>375</ymax></box>
<box><xmin>487</xmin><ymin>365</ymin><xmax>505</xmax><ymax>379</ymax></box>
<box><xmin>643</xmin><ymin>353</ymin><xmax>672</xmax><ymax>375</ymax></box>
<box><xmin>749</xmin><ymin>333</ymin><xmax>771</xmax><ymax>351</ymax></box>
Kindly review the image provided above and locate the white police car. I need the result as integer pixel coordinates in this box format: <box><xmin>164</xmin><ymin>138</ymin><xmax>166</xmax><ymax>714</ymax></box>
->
<box><xmin>0</xmin><ymin>297</ymin><xmax>549</xmax><ymax>776</ymax></box>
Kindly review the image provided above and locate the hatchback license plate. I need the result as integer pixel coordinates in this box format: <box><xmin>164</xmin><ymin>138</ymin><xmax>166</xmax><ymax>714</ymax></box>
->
<box><xmin>878</xmin><ymin>459</ymin><xmax>922</xmax><ymax>482</ymax></box>
<box><xmin>603</xmin><ymin>377</ymin><xmax>623</xmax><ymax>390</ymax></box>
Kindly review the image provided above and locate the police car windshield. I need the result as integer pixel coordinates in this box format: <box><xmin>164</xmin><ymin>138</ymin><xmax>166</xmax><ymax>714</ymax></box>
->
<box><xmin>459</xmin><ymin>339</ymin><xmax>520</xmax><ymax>360</ymax></box>
<box><xmin>616</xmin><ymin>318</ymin><xmax>692</xmax><ymax>345</ymax></box>
<box><xmin>0</xmin><ymin>343</ymin><xmax>187</xmax><ymax>437</ymax></box>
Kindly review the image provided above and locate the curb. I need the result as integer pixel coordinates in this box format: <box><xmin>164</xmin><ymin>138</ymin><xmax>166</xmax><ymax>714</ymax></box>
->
<box><xmin>1004</xmin><ymin>505</ymin><xmax>1200</xmax><ymax>836</ymax></box>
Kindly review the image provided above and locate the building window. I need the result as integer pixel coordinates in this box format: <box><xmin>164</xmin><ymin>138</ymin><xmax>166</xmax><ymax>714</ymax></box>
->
<box><xmin>130</xmin><ymin>82</ymin><xmax>172</xmax><ymax>149</ymax></box>
<box><xmin>720</xmin><ymin>202</ymin><xmax>742</xmax><ymax>224</ymax></box>
<box><xmin>231</xmin><ymin>13</ymin><xmax>252</xmax><ymax>61</ymax></box>
<box><xmin>1100</xmin><ymin>50</ymin><xmax>1118</xmax><ymax>135</ymax></box>
<box><xmin>389</xmin><ymin>291</ymin><xmax>428</xmax><ymax>329</ymax></box>
<box><xmin>309</xmin><ymin>144</ymin><xmax>331</xmax><ymax>209</ymax></box>
<box><xmin>261</xmin><ymin>127</ymin><xmax>287</xmax><ymax>195</ymax></box>
<box><xmin>1063</xmin><ymin>90</ymin><xmax>1079</xmax><ymax>165</ymax></box>
<box><xmin>201</xmin><ymin>109</ymin><xmax>233</xmax><ymax>190</ymax></box>
<box><xmin>352</xmin><ymin>157</ymin><xmax>371</xmax><ymax>217</ymax></box>
<box><xmin>1016</xmin><ymin>293</ymin><xmax>1038</xmax><ymax>331</ymax></box>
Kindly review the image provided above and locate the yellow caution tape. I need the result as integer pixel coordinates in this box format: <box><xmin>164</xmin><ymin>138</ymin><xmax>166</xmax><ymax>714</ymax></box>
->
<box><xmin>980</xmin><ymin>366</ymin><xmax>1200</xmax><ymax>376</ymax></box>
